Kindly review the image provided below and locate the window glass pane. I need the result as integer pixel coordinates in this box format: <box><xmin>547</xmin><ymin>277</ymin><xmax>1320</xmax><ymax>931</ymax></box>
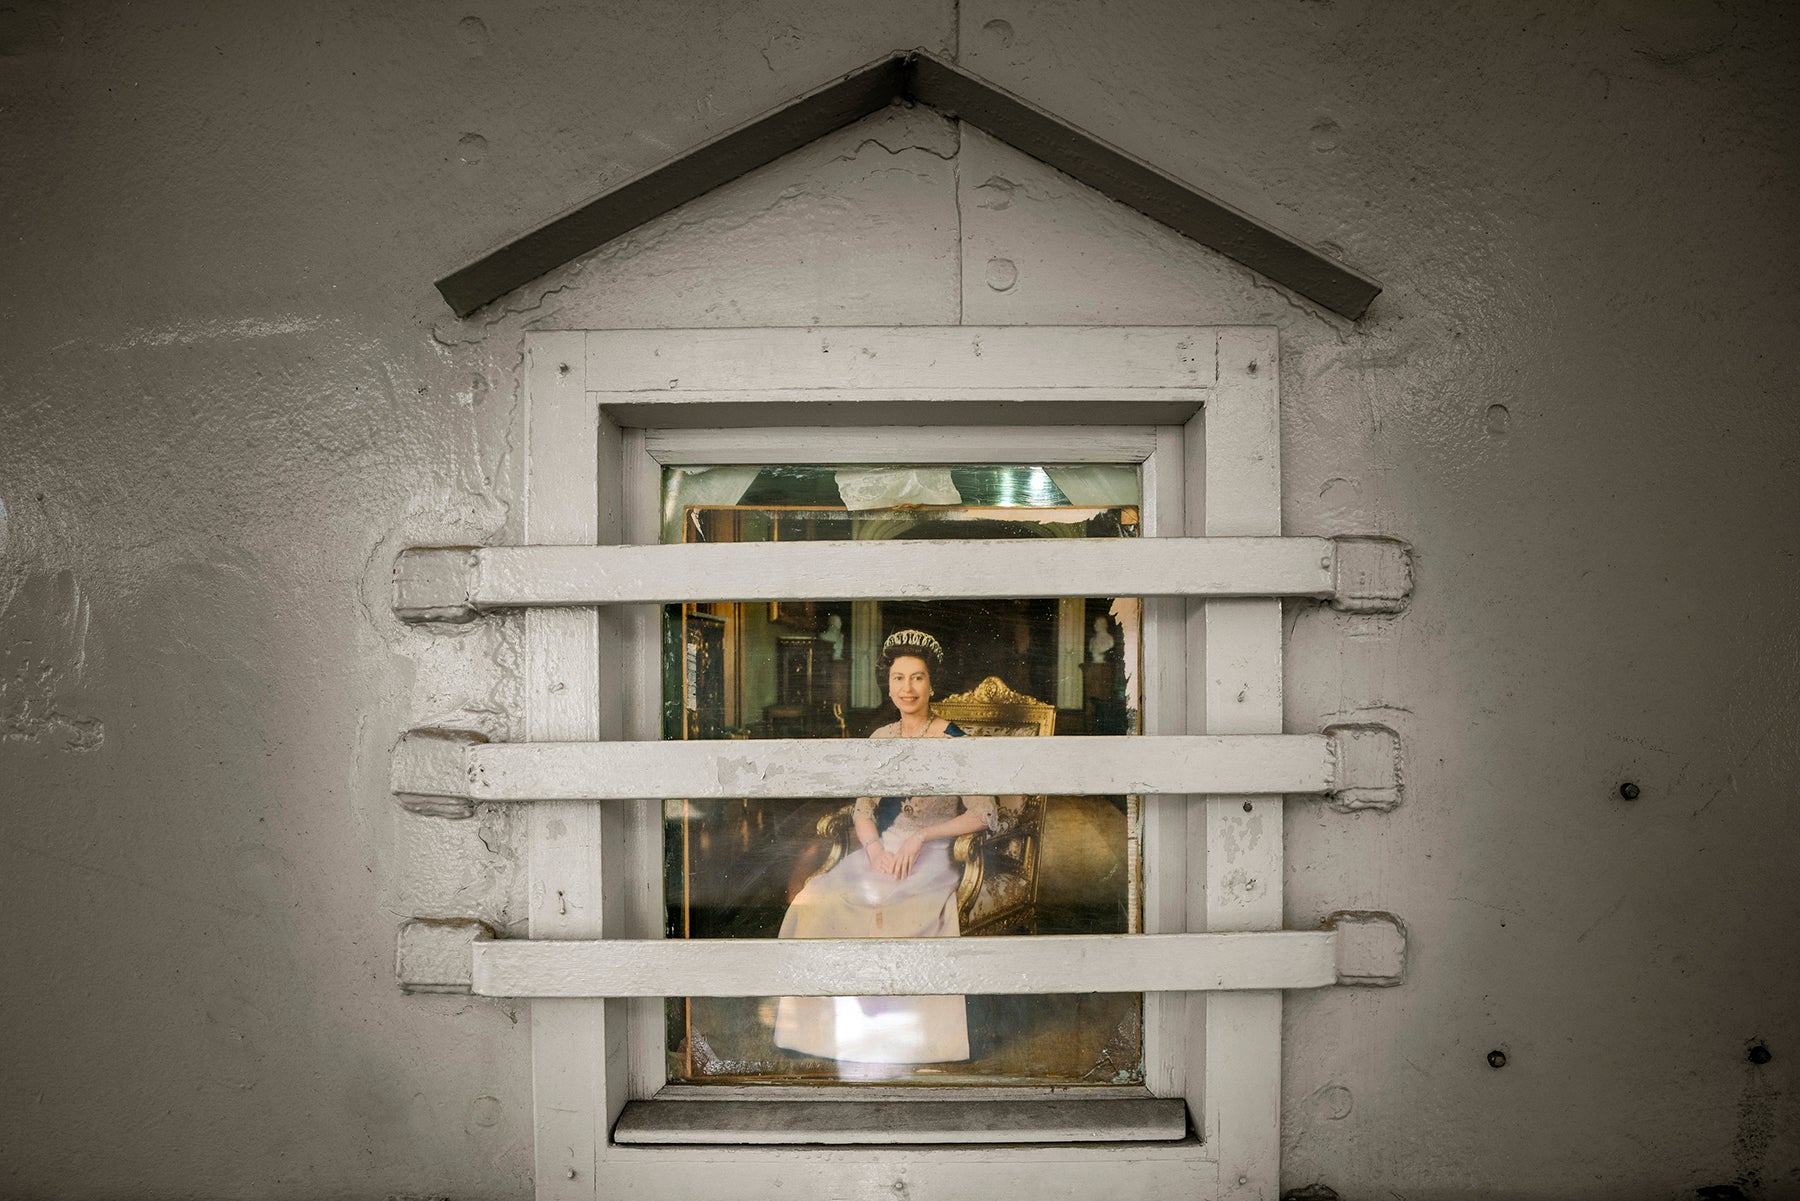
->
<box><xmin>662</xmin><ymin>464</ymin><xmax>1144</xmax><ymax>1086</ymax></box>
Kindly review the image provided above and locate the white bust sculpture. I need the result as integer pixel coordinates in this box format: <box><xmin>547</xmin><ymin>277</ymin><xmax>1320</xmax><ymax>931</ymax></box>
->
<box><xmin>820</xmin><ymin>613</ymin><xmax>845</xmax><ymax>661</ymax></box>
<box><xmin>1088</xmin><ymin>615</ymin><xmax>1115</xmax><ymax>663</ymax></box>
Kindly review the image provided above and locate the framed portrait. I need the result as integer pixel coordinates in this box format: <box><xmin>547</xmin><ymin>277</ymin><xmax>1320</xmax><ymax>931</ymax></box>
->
<box><xmin>662</xmin><ymin>465</ymin><xmax>1144</xmax><ymax>1085</ymax></box>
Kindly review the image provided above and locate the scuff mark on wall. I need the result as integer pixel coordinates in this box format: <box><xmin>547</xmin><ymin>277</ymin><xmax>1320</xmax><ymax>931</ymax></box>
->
<box><xmin>86</xmin><ymin>314</ymin><xmax>324</xmax><ymax>352</ymax></box>
<box><xmin>0</xmin><ymin>569</ymin><xmax>103</xmax><ymax>750</ymax></box>
<box><xmin>1733</xmin><ymin>1057</ymin><xmax>1776</xmax><ymax>1193</ymax></box>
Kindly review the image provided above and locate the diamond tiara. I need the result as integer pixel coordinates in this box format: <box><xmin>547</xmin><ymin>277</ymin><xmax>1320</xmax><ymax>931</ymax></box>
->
<box><xmin>880</xmin><ymin>628</ymin><xmax>943</xmax><ymax>664</ymax></box>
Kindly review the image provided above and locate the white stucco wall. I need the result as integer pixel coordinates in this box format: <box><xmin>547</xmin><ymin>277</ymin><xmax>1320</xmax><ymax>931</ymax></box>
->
<box><xmin>2</xmin><ymin>2</ymin><xmax>1794</xmax><ymax>1198</ymax></box>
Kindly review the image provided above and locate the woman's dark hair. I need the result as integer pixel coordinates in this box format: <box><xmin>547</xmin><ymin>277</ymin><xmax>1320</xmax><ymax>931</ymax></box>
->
<box><xmin>877</xmin><ymin>628</ymin><xmax>943</xmax><ymax>679</ymax></box>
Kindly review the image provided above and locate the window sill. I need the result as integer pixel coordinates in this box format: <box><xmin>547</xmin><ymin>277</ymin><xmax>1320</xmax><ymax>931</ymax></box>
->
<box><xmin>614</xmin><ymin>1088</ymin><xmax>1188</xmax><ymax>1146</ymax></box>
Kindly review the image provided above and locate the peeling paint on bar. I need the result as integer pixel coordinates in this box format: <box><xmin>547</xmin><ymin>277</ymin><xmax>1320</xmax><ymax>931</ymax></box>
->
<box><xmin>472</xmin><ymin>931</ymin><xmax>1341</xmax><ymax>998</ymax></box>
<box><xmin>390</xmin><ymin>730</ymin><xmax>1359</xmax><ymax>805</ymax></box>
<box><xmin>391</xmin><ymin>536</ymin><xmax>1413</xmax><ymax>622</ymax></box>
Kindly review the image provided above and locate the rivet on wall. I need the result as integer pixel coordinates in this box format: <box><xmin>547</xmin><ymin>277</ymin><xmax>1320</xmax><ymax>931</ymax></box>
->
<box><xmin>467</xmin><ymin>1094</ymin><xmax>502</xmax><ymax>1130</ymax></box>
<box><xmin>1310</xmin><ymin>115</ymin><xmax>1341</xmax><ymax>153</ymax></box>
<box><xmin>1307</xmin><ymin>1082</ymin><xmax>1354</xmax><ymax>1121</ymax></box>
<box><xmin>1281</xmin><ymin>1184</ymin><xmax>1342</xmax><ymax>1201</ymax></box>
<box><xmin>984</xmin><ymin>258</ymin><xmax>1018</xmax><ymax>292</ymax></box>
<box><xmin>457</xmin><ymin>132</ymin><xmax>488</xmax><ymax>165</ymax></box>
<box><xmin>974</xmin><ymin>176</ymin><xmax>1016</xmax><ymax>211</ymax></box>
<box><xmin>981</xmin><ymin>18</ymin><xmax>1014</xmax><ymax>47</ymax></box>
<box><xmin>455</xmin><ymin>15</ymin><xmax>488</xmax><ymax>54</ymax></box>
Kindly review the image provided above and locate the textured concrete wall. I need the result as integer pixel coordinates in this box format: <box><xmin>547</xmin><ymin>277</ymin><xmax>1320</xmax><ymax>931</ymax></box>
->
<box><xmin>2</xmin><ymin>2</ymin><xmax>1795</xmax><ymax>1198</ymax></box>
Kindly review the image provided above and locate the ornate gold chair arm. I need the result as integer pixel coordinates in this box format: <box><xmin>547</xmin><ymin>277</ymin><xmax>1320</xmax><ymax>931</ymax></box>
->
<box><xmin>815</xmin><ymin>804</ymin><xmax>856</xmax><ymax>876</ymax></box>
<box><xmin>952</xmin><ymin>830</ymin><xmax>987</xmax><ymax>916</ymax></box>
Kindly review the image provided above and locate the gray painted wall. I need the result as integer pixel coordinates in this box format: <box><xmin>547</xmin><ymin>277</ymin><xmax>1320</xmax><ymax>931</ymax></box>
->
<box><xmin>2</xmin><ymin>2</ymin><xmax>1794</xmax><ymax>1197</ymax></box>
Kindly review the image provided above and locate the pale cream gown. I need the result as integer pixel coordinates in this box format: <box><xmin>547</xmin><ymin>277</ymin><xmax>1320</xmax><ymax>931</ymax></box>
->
<box><xmin>774</xmin><ymin>725</ymin><xmax>998</xmax><ymax>1064</ymax></box>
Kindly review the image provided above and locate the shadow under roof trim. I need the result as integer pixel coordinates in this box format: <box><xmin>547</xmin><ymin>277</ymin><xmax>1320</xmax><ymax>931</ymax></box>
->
<box><xmin>434</xmin><ymin>51</ymin><xmax>1382</xmax><ymax>321</ymax></box>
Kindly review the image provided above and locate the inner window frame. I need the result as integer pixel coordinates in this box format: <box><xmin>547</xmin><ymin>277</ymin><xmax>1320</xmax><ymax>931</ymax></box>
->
<box><xmin>627</xmin><ymin>434</ymin><xmax>1185</xmax><ymax>1098</ymax></box>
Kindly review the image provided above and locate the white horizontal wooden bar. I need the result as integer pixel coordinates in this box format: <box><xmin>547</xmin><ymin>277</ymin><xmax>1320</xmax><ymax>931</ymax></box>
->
<box><xmin>393</xmin><ymin>731</ymin><xmax>1335</xmax><ymax>806</ymax></box>
<box><xmin>392</xmin><ymin>535</ymin><xmax>1411</xmax><ymax>622</ymax></box>
<box><xmin>612</xmin><ymin>1097</ymin><xmax>1188</xmax><ymax>1145</ymax></box>
<box><xmin>473</xmin><ymin>932</ymin><xmax>1338</xmax><ymax>998</ymax></box>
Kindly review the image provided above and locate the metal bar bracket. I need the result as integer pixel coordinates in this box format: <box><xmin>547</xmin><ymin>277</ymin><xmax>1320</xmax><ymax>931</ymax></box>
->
<box><xmin>396</xmin><ymin>916</ymin><xmax>495</xmax><ymax>994</ymax></box>
<box><xmin>392</xmin><ymin>727</ymin><xmax>487</xmax><ymax>818</ymax></box>
<box><xmin>392</xmin><ymin>547</ymin><xmax>479</xmax><ymax>624</ymax></box>
<box><xmin>1324</xmin><ymin>723</ymin><xmax>1404</xmax><ymax>812</ymax></box>
<box><xmin>1326</xmin><ymin>910</ymin><xmax>1408</xmax><ymax>986</ymax></box>
<box><xmin>1329</xmin><ymin>535</ymin><xmax>1413</xmax><ymax>614</ymax></box>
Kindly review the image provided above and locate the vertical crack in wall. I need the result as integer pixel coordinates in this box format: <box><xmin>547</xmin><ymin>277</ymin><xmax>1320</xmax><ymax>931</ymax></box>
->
<box><xmin>954</xmin><ymin>119</ymin><xmax>966</xmax><ymax>324</ymax></box>
<box><xmin>952</xmin><ymin>0</ymin><xmax>964</xmax><ymax>323</ymax></box>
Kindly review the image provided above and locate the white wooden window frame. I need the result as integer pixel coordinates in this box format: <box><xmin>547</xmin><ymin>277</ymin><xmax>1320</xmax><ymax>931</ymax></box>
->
<box><xmin>518</xmin><ymin>326</ymin><xmax>1284</xmax><ymax>1199</ymax></box>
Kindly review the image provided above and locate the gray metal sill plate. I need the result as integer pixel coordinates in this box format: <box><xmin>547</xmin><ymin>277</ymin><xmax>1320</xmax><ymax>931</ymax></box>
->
<box><xmin>613</xmin><ymin>1096</ymin><xmax>1189</xmax><ymax>1146</ymax></box>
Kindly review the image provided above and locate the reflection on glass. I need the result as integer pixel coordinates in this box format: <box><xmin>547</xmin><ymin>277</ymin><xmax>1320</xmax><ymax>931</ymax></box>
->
<box><xmin>663</xmin><ymin>464</ymin><xmax>1145</xmax><ymax>1086</ymax></box>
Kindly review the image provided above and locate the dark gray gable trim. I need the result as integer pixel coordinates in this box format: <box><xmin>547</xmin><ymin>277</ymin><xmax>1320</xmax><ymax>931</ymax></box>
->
<box><xmin>907</xmin><ymin>55</ymin><xmax>1381</xmax><ymax>321</ymax></box>
<box><xmin>435</xmin><ymin>51</ymin><xmax>1381</xmax><ymax>320</ymax></box>
<box><xmin>435</xmin><ymin>55</ymin><xmax>906</xmax><ymax>318</ymax></box>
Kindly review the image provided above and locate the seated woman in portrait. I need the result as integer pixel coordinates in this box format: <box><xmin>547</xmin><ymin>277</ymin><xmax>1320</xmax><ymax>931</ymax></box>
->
<box><xmin>773</xmin><ymin>629</ymin><xmax>998</xmax><ymax>1065</ymax></box>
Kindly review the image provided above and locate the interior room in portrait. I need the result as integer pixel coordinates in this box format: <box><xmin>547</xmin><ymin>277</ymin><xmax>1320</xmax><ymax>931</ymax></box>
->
<box><xmin>659</xmin><ymin>464</ymin><xmax>1148</xmax><ymax>1085</ymax></box>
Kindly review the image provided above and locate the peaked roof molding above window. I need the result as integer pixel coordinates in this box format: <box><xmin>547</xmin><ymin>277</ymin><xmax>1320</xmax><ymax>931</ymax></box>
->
<box><xmin>435</xmin><ymin>51</ymin><xmax>1384</xmax><ymax>321</ymax></box>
